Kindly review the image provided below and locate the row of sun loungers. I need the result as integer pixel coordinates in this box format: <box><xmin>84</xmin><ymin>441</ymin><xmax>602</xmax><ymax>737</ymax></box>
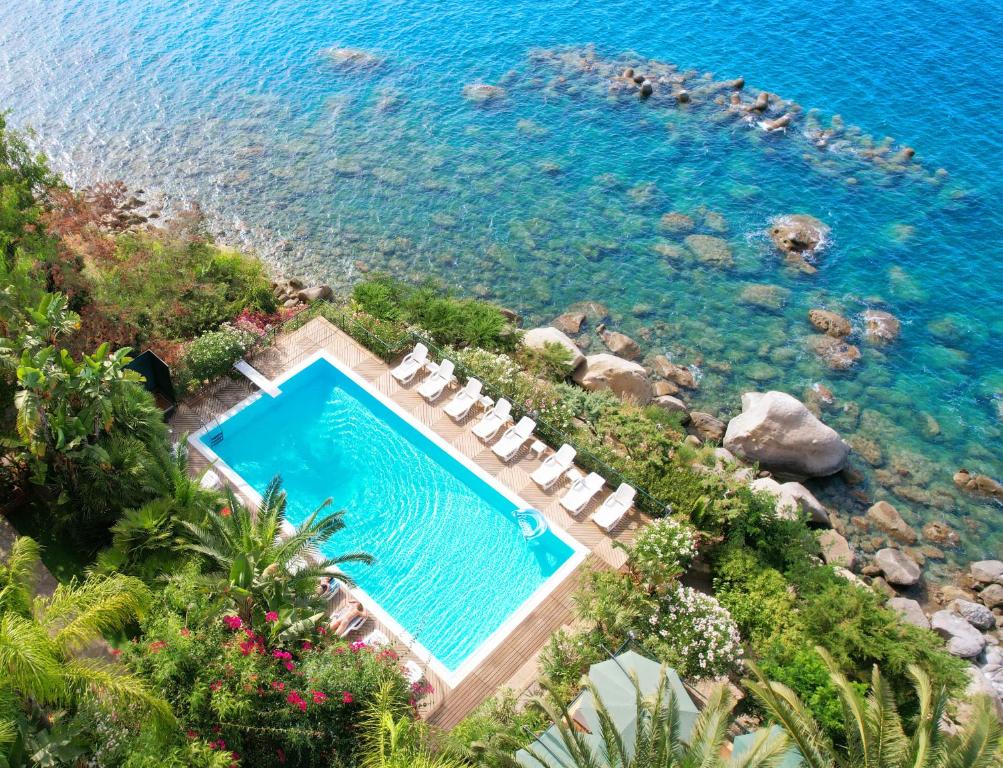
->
<box><xmin>391</xmin><ymin>344</ymin><xmax>637</xmax><ymax>531</ymax></box>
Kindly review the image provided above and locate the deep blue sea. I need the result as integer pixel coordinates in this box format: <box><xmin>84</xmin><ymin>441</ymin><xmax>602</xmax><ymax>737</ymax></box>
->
<box><xmin>1</xmin><ymin>0</ymin><xmax>1000</xmax><ymax>572</ymax></box>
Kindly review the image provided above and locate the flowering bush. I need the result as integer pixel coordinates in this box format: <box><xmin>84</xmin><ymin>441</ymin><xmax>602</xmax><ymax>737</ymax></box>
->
<box><xmin>122</xmin><ymin>567</ymin><xmax>418</xmax><ymax>767</ymax></box>
<box><xmin>645</xmin><ymin>585</ymin><xmax>742</xmax><ymax>678</ymax></box>
<box><xmin>233</xmin><ymin>307</ymin><xmax>282</xmax><ymax>338</ymax></box>
<box><xmin>626</xmin><ymin>517</ymin><xmax>697</xmax><ymax>590</ymax></box>
<box><xmin>181</xmin><ymin>324</ymin><xmax>256</xmax><ymax>386</ymax></box>
<box><xmin>448</xmin><ymin>346</ymin><xmax>575</xmax><ymax>431</ymax></box>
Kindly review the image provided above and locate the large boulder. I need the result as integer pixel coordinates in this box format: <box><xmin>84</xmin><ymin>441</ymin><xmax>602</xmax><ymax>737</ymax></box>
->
<box><xmin>552</xmin><ymin>311</ymin><xmax>586</xmax><ymax>335</ymax></box>
<box><xmin>768</xmin><ymin>214</ymin><xmax>830</xmax><ymax>257</ymax></box>
<box><xmin>601</xmin><ymin>330</ymin><xmax>641</xmax><ymax>360</ymax></box>
<box><xmin>723</xmin><ymin>391</ymin><xmax>850</xmax><ymax>478</ymax></box>
<box><xmin>689</xmin><ymin>412</ymin><xmax>726</xmax><ymax>443</ymax></box>
<box><xmin>866</xmin><ymin>500</ymin><xmax>917</xmax><ymax>545</ymax></box>
<box><xmin>875</xmin><ymin>548</ymin><xmax>921</xmax><ymax>587</ymax></box>
<box><xmin>887</xmin><ymin>597</ymin><xmax>930</xmax><ymax>629</ymax></box>
<box><xmin>523</xmin><ymin>327</ymin><xmax>586</xmax><ymax>371</ymax></box>
<box><xmin>970</xmin><ymin>560</ymin><xmax>1003</xmax><ymax>585</ymax></box>
<box><xmin>931</xmin><ymin>610</ymin><xmax>987</xmax><ymax>658</ymax></box>
<box><xmin>951</xmin><ymin>599</ymin><xmax>996</xmax><ymax>631</ymax></box>
<box><xmin>652</xmin><ymin>395</ymin><xmax>688</xmax><ymax>416</ymax></box>
<box><xmin>979</xmin><ymin>583</ymin><xmax>1003</xmax><ymax>609</ymax></box>
<box><xmin>297</xmin><ymin>285</ymin><xmax>334</xmax><ymax>303</ymax></box>
<box><xmin>572</xmin><ymin>354</ymin><xmax>653</xmax><ymax>404</ymax></box>
<box><xmin>749</xmin><ymin>477</ymin><xmax>830</xmax><ymax>525</ymax></box>
<box><xmin>819</xmin><ymin>529</ymin><xmax>855</xmax><ymax>568</ymax></box>
<box><xmin>651</xmin><ymin>355</ymin><xmax>698</xmax><ymax>389</ymax></box>
<box><xmin>808</xmin><ymin>309</ymin><xmax>852</xmax><ymax>338</ymax></box>
<box><xmin>862</xmin><ymin>310</ymin><xmax>901</xmax><ymax>343</ymax></box>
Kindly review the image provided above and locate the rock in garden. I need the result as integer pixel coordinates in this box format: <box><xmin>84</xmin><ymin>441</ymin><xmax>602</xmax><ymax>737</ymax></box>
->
<box><xmin>808</xmin><ymin>309</ymin><xmax>852</xmax><ymax>338</ymax></box>
<box><xmin>749</xmin><ymin>476</ymin><xmax>830</xmax><ymax>525</ymax></box>
<box><xmin>689</xmin><ymin>412</ymin><xmax>726</xmax><ymax>443</ymax></box>
<box><xmin>601</xmin><ymin>330</ymin><xmax>641</xmax><ymax>360</ymax></box>
<box><xmin>652</xmin><ymin>395</ymin><xmax>688</xmax><ymax>416</ymax></box>
<box><xmin>683</xmin><ymin>234</ymin><xmax>734</xmax><ymax>268</ymax></box>
<box><xmin>866</xmin><ymin>500</ymin><xmax>917</xmax><ymax>545</ymax></box>
<box><xmin>874</xmin><ymin>548</ymin><xmax>921</xmax><ymax>587</ymax></box>
<box><xmin>572</xmin><ymin>353</ymin><xmax>653</xmax><ymax>404</ymax></box>
<box><xmin>723</xmin><ymin>391</ymin><xmax>850</xmax><ymax>478</ymax></box>
<box><xmin>768</xmin><ymin>214</ymin><xmax>830</xmax><ymax>258</ymax></box>
<box><xmin>819</xmin><ymin>529</ymin><xmax>855</xmax><ymax>568</ymax></box>
<box><xmin>297</xmin><ymin>285</ymin><xmax>334</xmax><ymax>303</ymax></box>
<box><xmin>970</xmin><ymin>560</ymin><xmax>1003</xmax><ymax>585</ymax></box>
<box><xmin>462</xmin><ymin>83</ymin><xmax>507</xmax><ymax>104</ymax></box>
<box><xmin>887</xmin><ymin>597</ymin><xmax>930</xmax><ymax>629</ymax></box>
<box><xmin>979</xmin><ymin>583</ymin><xmax>1003</xmax><ymax>609</ymax></box>
<box><xmin>931</xmin><ymin>610</ymin><xmax>987</xmax><ymax>658</ymax></box>
<box><xmin>954</xmin><ymin>469</ymin><xmax>1003</xmax><ymax>500</ymax></box>
<box><xmin>739</xmin><ymin>283</ymin><xmax>789</xmax><ymax>312</ymax></box>
<box><xmin>552</xmin><ymin>311</ymin><xmax>586</xmax><ymax>335</ymax></box>
<box><xmin>807</xmin><ymin>335</ymin><xmax>861</xmax><ymax>370</ymax></box>
<box><xmin>652</xmin><ymin>380</ymin><xmax>680</xmax><ymax>397</ymax></box>
<box><xmin>651</xmin><ymin>355</ymin><xmax>697</xmax><ymax>389</ymax></box>
<box><xmin>951</xmin><ymin>599</ymin><xmax>996</xmax><ymax>631</ymax></box>
<box><xmin>326</xmin><ymin>47</ymin><xmax>384</xmax><ymax>69</ymax></box>
<box><xmin>659</xmin><ymin>212</ymin><xmax>695</xmax><ymax>233</ymax></box>
<box><xmin>523</xmin><ymin>327</ymin><xmax>586</xmax><ymax>371</ymax></box>
<box><xmin>922</xmin><ymin>521</ymin><xmax>960</xmax><ymax>548</ymax></box>
<box><xmin>862</xmin><ymin>309</ymin><xmax>901</xmax><ymax>343</ymax></box>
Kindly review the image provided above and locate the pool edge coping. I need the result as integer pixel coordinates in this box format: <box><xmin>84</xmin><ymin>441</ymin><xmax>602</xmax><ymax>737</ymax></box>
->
<box><xmin>188</xmin><ymin>348</ymin><xmax>589</xmax><ymax>689</ymax></box>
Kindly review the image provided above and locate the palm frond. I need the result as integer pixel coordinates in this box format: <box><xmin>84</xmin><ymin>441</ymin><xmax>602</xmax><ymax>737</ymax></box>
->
<box><xmin>944</xmin><ymin>695</ymin><xmax>1003</xmax><ymax>768</ymax></box>
<box><xmin>729</xmin><ymin>726</ymin><xmax>795</xmax><ymax>768</ymax></box>
<box><xmin>0</xmin><ymin>613</ymin><xmax>66</xmax><ymax>706</ymax></box>
<box><xmin>61</xmin><ymin>657</ymin><xmax>175</xmax><ymax>733</ymax></box>
<box><xmin>39</xmin><ymin>574</ymin><xmax>151</xmax><ymax>654</ymax></box>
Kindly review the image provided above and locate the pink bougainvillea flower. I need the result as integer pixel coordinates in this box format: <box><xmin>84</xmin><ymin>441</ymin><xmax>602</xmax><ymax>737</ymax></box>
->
<box><xmin>272</xmin><ymin>649</ymin><xmax>292</xmax><ymax>660</ymax></box>
<box><xmin>265</xmin><ymin>611</ymin><xmax>279</xmax><ymax>622</ymax></box>
<box><xmin>341</xmin><ymin>691</ymin><xmax>353</xmax><ymax>704</ymax></box>
<box><xmin>311</xmin><ymin>690</ymin><xmax>327</xmax><ymax>704</ymax></box>
<box><xmin>223</xmin><ymin>615</ymin><xmax>242</xmax><ymax>631</ymax></box>
<box><xmin>350</xmin><ymin>641</ymin><xmax>366</xmax><ymax>651</ymax></box>
<box><xmin>271</xmin><ymin>680</ymin><xmax>285</xmax><ymax>691</ymax></box>
<box><xmin>284</xmin><ymin>661</ymin><xmax>295</xmax><ymax>672</ymax></box>
<box><xmin>209</xmin><ymin>680</ymin><xmax>223</xmax><ymax>692</ymax></box>
<box><xmin>301</xmin><ymin>640</ymin><xmax>313</xmax><ymax>651</ymax></box>
<box><xmin>186</xmin><ymin>730</ymin><xmax>197</xmax><ymax>740</ymax></box>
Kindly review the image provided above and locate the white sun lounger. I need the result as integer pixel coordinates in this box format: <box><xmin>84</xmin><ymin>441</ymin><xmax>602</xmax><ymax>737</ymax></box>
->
<box><xmin>390</xmin><ymin>343</ymin><xmax>429</xmax><ymax>384</ymax></box>
<box><xmin>417</xmin><ymin>359</ymin><xmax>454</xmax><ymax>401</ymax></box>
<box><xmin>443</xmin><ymin>378</ymin><xmax>482</xmax><ymax>420</ymax></box>
<box><xmin>472</xmin><ymin>398</ymin><xmax>512</xmax><ymax>441</ymax></box>
<box><xmin>363</xmin><ymin>629</ymin><xmax>390</xmax><ymax>647</ymax></box>
<box><xmin>559</xmin><ymin>472</ymin><xmax>606</xmax><ymax>515</ymax></box>
<box><xmin>403</xmin><ymin>659</ymin><xmax>424</xmax><ymax>685</ymax></box>
<box><xmin>492</xmin><ymin>417</ymin><xmax>536</xmax><ymax>461</ymax></box>
<box><xmin>531</xmin><ymin>444</ymin><xmax>577</xmax><ymax>490</ymax></box>
<box><xmin>199</xmin><ymin>469</ymin><xmax>222</xmax><ymax>490</ymax></box>
<box><xmin>591</xmin><ymin>483</ymin><xmax>637</xmax><ymax>532</ymax></box>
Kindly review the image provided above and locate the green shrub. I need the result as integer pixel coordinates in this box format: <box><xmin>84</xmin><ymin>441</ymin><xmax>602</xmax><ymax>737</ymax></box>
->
<box><xmin>625</xmin><ymin>517</ymin><xmax>697</xmax><ymax>590</ymax></box>
<box><xmin>181</xmin><ymin>325</ymin><xmax>256</xmax><ymax>386</ymax></box>
<box><xmin>444</xmin><ymin>689</ymin><xmax>547</xmax><ymax>766</ymax></box>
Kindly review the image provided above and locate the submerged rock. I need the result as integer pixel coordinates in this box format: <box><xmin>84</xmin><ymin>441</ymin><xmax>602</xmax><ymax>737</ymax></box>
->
<box><xmin>808</xmin><ymin>335</ymin><xmax>861</xmax><ymax>370</ymax></box>
<box><xmin>462</xmin><ymin>83</ymin><xmax>508</xmax><ymax>104</ymax></box>
<box><xmin>683</xmin><ymin>234</ymin><xmax>734</xmax><ymax>268</ymax></box>
<box><xmin>862</xmin><ymin>309</ymin><xmax>901</xmax><ymax>343</ymax></box>
<box><xmin>651</xmin><ymin>355</ymin><xmax>697</xmax><ymax>389</ymax></box>
<box><xmin>326</xmin><ymin>47</ymin><xmax>384</xmax><ymax>69</ymax></box>
<box><xmin>659</xmin><ymin>211</ymin><xmax>695</xmax><ymax>233</ymax></box>
<box><xmin>953</xmin><ymin>469</ymin><xmax>1003</xmax><ymax>500</ymax></box>
<box><xmin>523</xmin><ymin>327</ymin><xmax>586</xmax><ymax>371</ymax></box>
<box><xmin>739</xmin><ymin>283</ymin><xmax>789</xmax><ymax>312</ymax></box>
<box><xmin>808</xmin><ymin>309</ymin><xmax>852</xmax><ymax>338</ymax></box>
<box><xmin>723</xmin><ymin>391</ymin><xmax>850</xmax><ymax>478</ymax></box>
<box><xmin>572</xmin><ymin>353</ymin><xmax>653</xmax><ymax>404</ymax></box>
<box><xmin>866</xmin><ymin>500</ymin><xmax>917</xmax><ymax>545</ymax></box>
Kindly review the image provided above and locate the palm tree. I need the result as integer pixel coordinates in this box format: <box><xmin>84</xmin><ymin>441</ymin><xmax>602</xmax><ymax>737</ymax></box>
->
<box><xmin>496</xmin><ymin>674</ymin><xmax>791</xmax><ymax>767</ymax></box>
<box><xmin>0</xmin><ymin>536</ymin><xmax>173</xmax><ymax>765</ymax></box>
<box><xmin>359</xmin><ymin>681</ymin><xmax>466</xmax><ymax>768</ymax></box>
<box><xmin>175</xmin><ymin>475</ymin><xmax>373</xmax><ymax>639</ymax></box>
<box><xmin>95</xmin><ymin>439</ymin><xmax>221</xmax><ymax>580</ymax></box>
<box><xmin>744</xmin><ymin>648</ymin><xmax>1003</xmax><ymax>768</ymax></box>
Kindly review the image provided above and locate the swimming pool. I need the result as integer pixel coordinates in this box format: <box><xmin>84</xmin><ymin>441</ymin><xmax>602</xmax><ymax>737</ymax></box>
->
<box><xmin>190</xmin><ymin>351</ymin><xmax>587</xmax><ymax>685</ymax></box>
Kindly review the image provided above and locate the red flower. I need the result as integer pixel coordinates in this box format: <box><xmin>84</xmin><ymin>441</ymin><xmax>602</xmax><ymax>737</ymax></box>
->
<box><xmin>186</xmin><ymin>730</ymin><xmax>197</xmax><ymax>740</ymax></box>
<box><xmin>341</xmin><ymin>691</ymin><xmax>353</xmax><ymax>704</ymax></box>
<box><xmin>209</xmin><ymin>680</ymin><xmax>223</xmax><ymax>692</ymax></box>
<box><xmin>301</xmin><ymin>640</ymin><xmax>313</xmax><ymax>651</ymax></box>
<box><xmin>181</xmin><ymin>628</ymin><xmax>191</xmax><ymax>637</ymax></box>
<box><xmin>284</xmin><ymin>661</ymin><xmax>296</xmax><ymax>672</ymax></box>
<box><xmin>312</xmin><ymin>690</ymin><xmax>327</xmax><ymax>704</ymax></box>
<box><xmin>265</xmin><ymin>611</ymin><xmax>279</xmax><ymax>623</ymax></box>
<box><xmin>149</xmin><ymin>640</ymin><xmax>167</xmax><ymax>654</ymax></box>
<box><xmin>271</xmin><ymin>681</ymin><xmax>285</xmax><ymax>691</ymax></box>
<box><xmin>220</xmin><ymin>507</ymin><xmax>232</xmax><ymax>517</ymax></box>
<box><xmin>223</xmin><ymin>615</ymin><xmax>242</xmax><ymax>631</ymax></box>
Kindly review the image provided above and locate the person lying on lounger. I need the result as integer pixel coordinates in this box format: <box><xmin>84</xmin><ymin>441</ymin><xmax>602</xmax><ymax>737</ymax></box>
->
<box><xmin>332</xmin><ymin>600</ymin><xmax>367</xmax><ymax>636</ymax></box>
<box><xmin>316</xmin><ymin>576</ymin><xmax>333</xmax><ymax>597</ymax></box>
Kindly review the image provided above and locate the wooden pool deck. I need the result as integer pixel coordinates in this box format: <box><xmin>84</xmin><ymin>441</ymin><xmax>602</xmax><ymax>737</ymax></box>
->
<box><xmin>169</xmin><ymin>316</ymin><xmax>646</xmax><ymax>729</ymax></box>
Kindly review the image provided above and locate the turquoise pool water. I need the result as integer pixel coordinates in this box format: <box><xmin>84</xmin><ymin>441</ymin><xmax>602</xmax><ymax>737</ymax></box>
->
<box><xmin>1</xmin><ymin>0</ymin><xmax>1001</xmax><ymax>572</ymax></box>
<box><xmin>197</xmin><ymin>354</ymin><xmax>580</xmax><ymax>677</ymax></box>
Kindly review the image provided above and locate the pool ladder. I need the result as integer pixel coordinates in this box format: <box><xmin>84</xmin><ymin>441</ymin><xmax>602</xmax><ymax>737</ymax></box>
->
<box><xmin>515</xmin><ymin>508</ymin><xmax>548</xmax><ymax>540</ymax></box>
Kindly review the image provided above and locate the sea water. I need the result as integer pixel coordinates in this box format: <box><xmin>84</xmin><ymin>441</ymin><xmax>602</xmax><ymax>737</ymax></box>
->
<box><xmin>1</xmin><ymin>0</ymin><xmax>1000</xmax><ymax>574</ymax></box>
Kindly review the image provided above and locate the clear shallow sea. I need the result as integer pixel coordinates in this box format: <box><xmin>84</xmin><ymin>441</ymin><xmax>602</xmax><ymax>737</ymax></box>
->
<box><xmin>201</xmin><ymin>357</ymin><xmax>576</xmax><ymax>674</ymax></box>
<box><xmin>1</xmin><ymin>0</ymin><xmax>1000</xmax><ymax>573</ymax></box>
